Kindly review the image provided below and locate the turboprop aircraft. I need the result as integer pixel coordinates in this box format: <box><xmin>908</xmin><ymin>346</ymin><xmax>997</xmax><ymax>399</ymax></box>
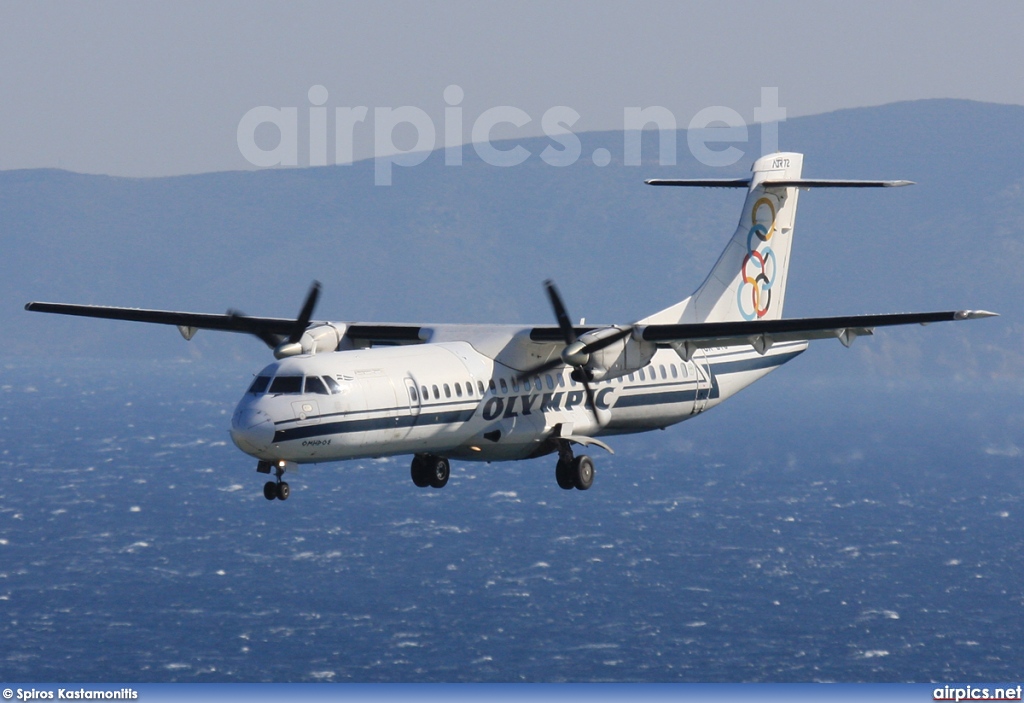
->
<box><xmin>26</xmin><ymin>153</ymin><xmax>996</xmax><ymax>501</ymax></box>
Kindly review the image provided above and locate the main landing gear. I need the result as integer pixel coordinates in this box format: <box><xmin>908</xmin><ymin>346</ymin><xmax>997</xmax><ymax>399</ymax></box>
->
<box><xmin>555</xmin><ymin>440</ymin><xmax>594</xmax><ymax>491</ymax></box>
<box><xmin>259</xmin><ymin>462</ymin><xmax>290</xmax><ymax>501</ymax></box>
<box><xmin>411</xmin><ymin>453</ymin><xmax>450</xmax><ymax>488</ymax></box>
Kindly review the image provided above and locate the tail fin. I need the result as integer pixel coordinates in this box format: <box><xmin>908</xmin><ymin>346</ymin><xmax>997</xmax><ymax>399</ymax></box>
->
<box><xmin>641</xmin><ymin>153</ymin><xmax>911</xmax><ymax>325</ymax></box>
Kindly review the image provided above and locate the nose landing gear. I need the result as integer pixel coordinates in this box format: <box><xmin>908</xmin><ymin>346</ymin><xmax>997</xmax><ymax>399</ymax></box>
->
<box><xmin>258</xmin><ymin>461</ymin><xmax>291</xmax><ymax>501</ymax></box>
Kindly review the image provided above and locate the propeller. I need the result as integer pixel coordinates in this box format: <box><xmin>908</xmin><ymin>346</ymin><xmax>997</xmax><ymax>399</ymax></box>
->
<box><xmin>517</xmin><ymin>280</ymin><xmax>634</xmax><ymax>425</ymax></box>
<box><xmin>227</xmin><ymin>281</ymin><xmax>322</xmax><ymax>357</ymax></box>
<box><xmin>288</xmin><ymin>280</ymin><xmax>321</xmax><ymax>344</ymax></box>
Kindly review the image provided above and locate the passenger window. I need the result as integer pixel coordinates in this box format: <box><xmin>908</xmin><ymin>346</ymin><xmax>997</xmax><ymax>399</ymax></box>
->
<box><xmin>477</xmin><ymin>380</ymin><xmax>485</xmax><ymax>395</ymax></box>
<box><xmin>628</xmin><ymin>373</ymin><xmax>635</xmax><ymax>382</ymax></box>
<box><xmin>545</xmin><ymin>374</ymin><xmax>554</xmax><ymax>390</ymax></box>
<box><xmin>660</xmin><ymin>365</ymin><xmax>667</xmax><ymax>379</ymax></box>
<box><xmin>269</xmin><ymin>375</ymin><xmax>303</xmax><ymax>394</ymax></box>
<box><xmin>638</xmin><ymin>369</ymin><xmax>646</xmax><ymax>381</ymax></box>
<box><xmin>488</xmin><ymin>379</ymin><xmax>496</xmax><ymax>393</ymax></box>
<box><xmin>499</xmin><ymin>379</ymin><xmax>508</xmax><ymax>394</ymax></box>
<box><xmin>670</xmin><ymin>365</ymin><xmax>678</xmax><ymax>379</ymax></box>
<box><xmin>534</xmin><ymin>378</ymin><xmax>542</xmax><ymax>391</ymax></box>
<box><xmin>409</xmin><ymin>385</ymin><xmax>419</xmax><ymax>402</ymax></box>
<box><xmin>304</xmin><ymin>376</ymin><xmax>329</xmax><ymax>395</ymax></box>
<box><xmin>421</xmin><ymin>385</ymin><xmax>429</xmax><ymax>400</ymax></box>
<box><xmin>681</xmin><ymin>363</ymin><xmax>688</xmax><ymax>378</ymax></box>
<box><xmin>248</xmin><ymin>376</ymin><xmax>271</xmax><ymax>394</ymax></box>
<box><xmin>556</xmin><ymin>374</ymin><xmax>565</xmax><ymax>388</ymax></box>
<box><xmin>511</xmin><ymin>377</ymin><xmax>520</xmax><ymax>392</ymax></box>
<box><xmin>466</xmin><ymin>382</ymin><xmax>474</xmax><ymax>397</ymax></box>
<box><xmin>432</xmin><ymin>384</ymin><xmax>440</xmax><ymax>399</ymax></box>
<box><xmin>455</xmin><ymin>383</ymin><xmax>463</xmax><ymax>398</ymax></box>
<box><xmin>443</xmin><ymin>383</ymin><xmax>452</xmax><ymax>398</ymax></box>
<box><xmin>323</xmin><ymin>376</ymin><xmax>342</xmax><ymax>394</ymax></box>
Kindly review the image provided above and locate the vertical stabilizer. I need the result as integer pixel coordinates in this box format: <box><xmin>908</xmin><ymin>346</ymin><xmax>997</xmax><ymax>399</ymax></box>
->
<box><xmin>642</xmin><ymin>152</ymin><xmax>804</xmax><ymax>324</ymax></box>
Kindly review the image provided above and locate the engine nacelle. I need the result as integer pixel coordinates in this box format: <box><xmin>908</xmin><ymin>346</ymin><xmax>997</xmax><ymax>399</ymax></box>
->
<box><xmin>575</xmin><ymin>327</ymin><xmax>657</xmax><ymax>381</ymax></box>
<box><xmin>274</xmin><ymin>323</ymin><xmax>349</xmax><ymax>358</ymax></box>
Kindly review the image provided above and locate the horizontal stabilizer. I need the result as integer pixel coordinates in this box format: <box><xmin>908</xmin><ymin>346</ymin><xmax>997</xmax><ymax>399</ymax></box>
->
<box><xmin>645</xmin><ymin>178</ymin><xmax>913</xmax><ymax>188</ymax></box>
<box><xmin>645</xmin><ymin>178</ymin><xmax>751</xmax><ymax>188</ymax></box>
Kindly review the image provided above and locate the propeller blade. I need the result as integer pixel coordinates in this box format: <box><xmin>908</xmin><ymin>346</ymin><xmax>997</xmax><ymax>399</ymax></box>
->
<box><xmin>545</xmin><ymin>280</ymin><xmax>577</xmax><ymax>346</ymax></box>
<box><xmin>581</xmin><ymin>377</ymin><xmax>598</xmax><ymax>414</ymax></box>
<box><xmin>226</xmin><ymin>309</ymin><xmax>285</xmax><ymax>349</ymax></box>
<box><xmin>579</xmin><ymin>374</ymin><xmax>611</xmax><ymax>428</ymax></box>
<box><xmin>288</xmin><ymin>281</ymin><xmax>321</xmax><ymax>344</ymax></box>
<box><xmin>514</xmin><ymin>328</ymin><xmax>633</xmax><ymax>385</ymax></box>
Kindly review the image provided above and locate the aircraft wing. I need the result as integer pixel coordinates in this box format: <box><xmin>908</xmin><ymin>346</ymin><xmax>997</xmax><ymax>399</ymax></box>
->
<box><xmin>636</xmin><ymin>310</ymin><xmax>997</xmax><ymax>355</ymax></box>
<box><xmin>24</xmin><ymin>302</ymin><xmax>297</xmax><ymax>336</ymax></box>
<box><xmin>24</xmin><ymin>301</ymin><xmax>426</xmax><ymax>348</ymax></box>
<box><xmin>26</xmin><ymin>299</ymin><xmax>996</xmax><ymax>359</ymax></box>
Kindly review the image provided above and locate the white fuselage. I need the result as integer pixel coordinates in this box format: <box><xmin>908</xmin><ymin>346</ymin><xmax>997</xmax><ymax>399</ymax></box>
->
<box><xmin>229</xmin><ymin>326</ymin><xmax>807</xmax><ymax>467</ymax></box>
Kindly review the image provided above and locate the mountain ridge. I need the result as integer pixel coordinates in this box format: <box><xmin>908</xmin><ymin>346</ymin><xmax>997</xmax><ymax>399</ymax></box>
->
<box><xmin>3</xmin><ymin>99</ymin><xmax>1019</xmax><ymax>378</ymax></box>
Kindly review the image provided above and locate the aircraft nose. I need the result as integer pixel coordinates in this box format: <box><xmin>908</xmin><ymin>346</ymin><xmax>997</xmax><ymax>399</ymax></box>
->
<box><xmin>230</xmin><ymin>404</ymin><xmax>275</xmax><ymax>456</ymax></box>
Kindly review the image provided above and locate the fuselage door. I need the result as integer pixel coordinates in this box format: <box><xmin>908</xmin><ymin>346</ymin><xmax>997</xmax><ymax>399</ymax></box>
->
<box><xmin>404</xmin><ymin>377</ymin><xmax>422</xmax><ymax>419</ymax></box>
<box><xmin>693</xmin><ymin>350</ymin><xmax>712</xmax><ymax>414</ymax></box>
<box><xmin>354</xmin><ymin>369</ymin><xmax>400</xmax><ymax>446</ymax></box>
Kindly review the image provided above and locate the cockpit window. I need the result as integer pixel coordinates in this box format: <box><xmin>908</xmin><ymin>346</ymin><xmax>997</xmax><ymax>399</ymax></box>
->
<box><xmin>323</xmin><ymin>376</ymin><xmax>342</xmax><ymax>394</ymax></box>
<box><xmin>304</xmin><ymin>376</ymin><xmax>329</xmax><ymax>395</ymax></box>
<box><xmin>269</xmin><ymin>375</ymin><xmax>303</xmax><ymax>394</ymax></box>
<box><xmin>248</xmin><ymin>375</ymin><xmax>271</xmax><ymax>394</ymax></box>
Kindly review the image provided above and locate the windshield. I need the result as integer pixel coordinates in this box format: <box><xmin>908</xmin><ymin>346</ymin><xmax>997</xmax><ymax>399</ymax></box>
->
<box><xmin>268</xmin><ymin>375</ymin><xmax>303</xmax><ymax>394</ymax></box>
<box><xmin>248</xmin><ymin>374</ymin><xmax>342</xmax><ymax>396</ymax></box>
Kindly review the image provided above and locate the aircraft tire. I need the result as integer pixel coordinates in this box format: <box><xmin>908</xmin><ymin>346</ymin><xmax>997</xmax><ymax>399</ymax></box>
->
<box><xmin>263</xmin><ymin>481</ymin><xmax>278</xmax><ymax>501</ymax></box>
<box><xmin>571</xmin><ymin>455</ymin><xmax>594</xmax><ymax>490</ymax></box>
<box><xmin>428</xmin><ymin>456</ymin><xmax>450</xmax><ymax>488</ymax></box>
<box><xmin>410</xmin><ymin>455</ymin><xmax>431</xmax><ymax>487</ymax></box>
<box><xmin>555</xmin><ymin>460</ymin><xmax>575</xmax><ymax>490</ymax></box>
<box><xmin>276</xmin><ymin>481</ymin><xmax>291</xmax><ymax>500</ymax></box>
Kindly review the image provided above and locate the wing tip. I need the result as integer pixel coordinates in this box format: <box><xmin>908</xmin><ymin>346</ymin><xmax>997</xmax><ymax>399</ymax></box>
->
<box><xmin>955</xmin><ymin>310</ymin><xmax>999</xmax><ymax>320</ymax></box>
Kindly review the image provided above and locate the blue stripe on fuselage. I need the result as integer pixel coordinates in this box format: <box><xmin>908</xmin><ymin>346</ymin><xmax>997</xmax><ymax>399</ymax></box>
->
<box><xmin>613</xmin><ymin>348</ymin><xmax>801</xmax><ymax>408</ymax></box>
<box><xmin>272</xmin><ymin>408</ymin><xmax>476</xmax><ymax>443</ymax></box>
<box><xmin>270</xmin><ymin>348</ymin><xmax>802</xmax><ymax>444</ymax></box>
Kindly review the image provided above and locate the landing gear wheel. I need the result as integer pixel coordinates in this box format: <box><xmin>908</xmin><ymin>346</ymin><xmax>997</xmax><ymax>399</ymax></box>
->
<box><xmin>571</xmin><ymin>455</ymin><xmax>594</xmax><ymax>490</ymax></box>
<box><xmin>263</xmin><ymin>481</ymin><xmax>277</xmax><ymax>501</ymax></box>
<box><xmin>410</xmin><ymin>455</ymin><xmax>431</xmax><ymax>487</ymax></box>
<box><xmin>428</xmin><ymin>456</ymin><xmax>450</xmax><ymax>488</ymax></box>
<box><xmin>276</xmin><ymin>481</ymin><xmax>291</xmax><ymax>501</ymax></box>
<box><xmin>555</xmin><ymin>460</ymin><xmax>575</xmax><ymax>490</ymax></box>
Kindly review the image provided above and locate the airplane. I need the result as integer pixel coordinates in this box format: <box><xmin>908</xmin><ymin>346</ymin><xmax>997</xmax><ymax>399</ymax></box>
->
<box><xmin>25</xmin><ymin>152</ymin><xmax>996</xmax><ymax>502</ymax></box>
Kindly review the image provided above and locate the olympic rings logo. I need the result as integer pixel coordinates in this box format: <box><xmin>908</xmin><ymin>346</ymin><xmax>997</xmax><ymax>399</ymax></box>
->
<box><xmin>737</xmin><ymin>196</ymin><xmax>778</xmax><ymax>320</ymax></box>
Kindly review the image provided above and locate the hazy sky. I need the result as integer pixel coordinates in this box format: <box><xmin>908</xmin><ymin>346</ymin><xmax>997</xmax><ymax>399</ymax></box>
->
<box><xmin>2</xmin><ymin>0</ymin><xmax>1022</xmax><ymax>176</ymax></box>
